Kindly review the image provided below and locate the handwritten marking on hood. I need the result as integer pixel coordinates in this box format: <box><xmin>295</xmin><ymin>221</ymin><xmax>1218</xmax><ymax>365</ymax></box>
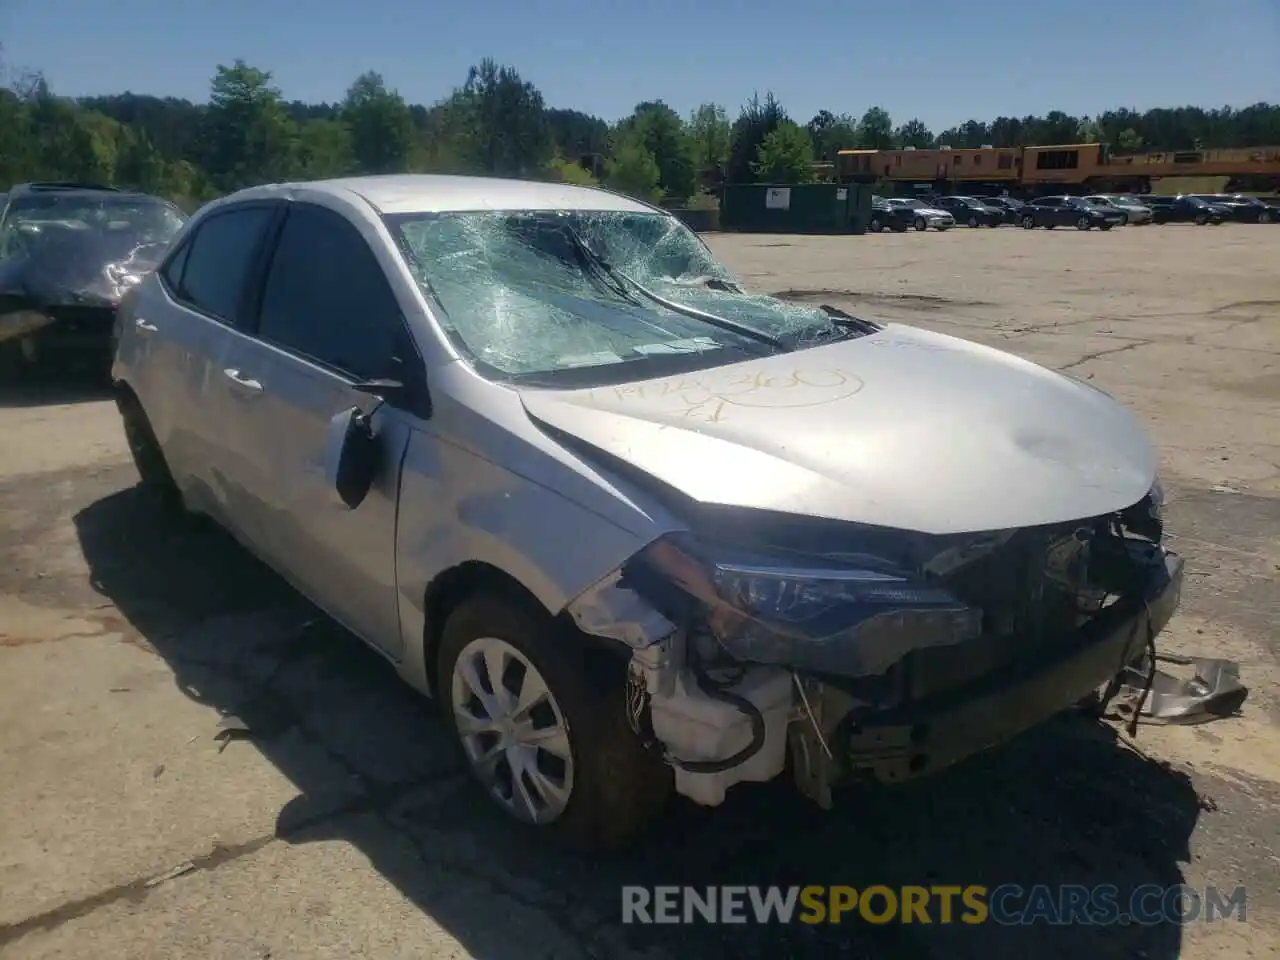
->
<box><xmin>592</xmin><ymin>368</ymin><xmax>865</xmax><ymax>423</ymax></box>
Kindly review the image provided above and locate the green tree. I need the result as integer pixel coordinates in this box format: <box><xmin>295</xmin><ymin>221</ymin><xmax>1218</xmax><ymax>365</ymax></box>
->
<box><xmin>603</xmin><ymin>136</ymin><xmax>662</xmax><ymax>203</ymax></box>
<box><xmin>727</xmin><ymin>92</ymin><xmax>788</xmax><ymax>184</ymax></box>
<box><xmin>450</xmin><ymin>59</ymin><xmax>550</xmax><ymax>176</ymax></box>
<box><xmin>542</xmin><ymin>149</ymin><xmax>599</xmax><ymax>186</ymax></box>
<box><xmin>807</xmin><ymin>110</ymin><xmax>859</xmax><ymax>160</ymax></box>
<box><xmin>751</xmin><ymin>121</ymin><xmax>815</xmax><ymax>183</ymax></box>
<box><xmin>893</xmin><ymin>118</ymin><xmax>934</xmax><ymax>148</ymax></box>
<box><xmin>856</xmin><ymin>106</ymin><xmax>894</xmax><ymax>149</ymax></box>
<box><xmin>114</xmin><ymin>127</ymin><xmax>167</xmax><ymax>192</ymax></box>
<box><xmin>545</xmin><ymin>108</ymin><xmax>609</xmax><ymax>159</ymax></box>
<box><xmin>201</xmin><ymin>60</ymin><xmax>298</xmax><ymax>191</ymax></box>
<box><xmin>296</xmin><ymin>118</ymin><xmax>355</xmax><ymax>179</ymax></box>
<box><xmin>619</xmin><ymin>101</ymin><xmax>695</xmax><ymax>202</ymax></box>
<box><xmin>688</xmin><ymin>103</ymin><xmax>731</xmax><ymax>175</ymax></box>
<box><xmin>341</xmin><ymin>71</ymin><xmax>413</xmax><ymax>174</ymax></box>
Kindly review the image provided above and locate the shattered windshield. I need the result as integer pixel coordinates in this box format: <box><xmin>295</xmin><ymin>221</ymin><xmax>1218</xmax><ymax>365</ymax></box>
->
<box><xmin>0</xmin><ymin>194</ymin><xmax>186</xmax><ymax>262</ymax></box>
<box><xmin>386</xmin><ymin>209</ymin><xmax>866</xmax><ymax>384</ymax></box>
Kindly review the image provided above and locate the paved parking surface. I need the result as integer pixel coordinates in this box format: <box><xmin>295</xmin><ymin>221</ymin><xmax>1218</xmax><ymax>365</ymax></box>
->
<box><xmin>1</xmin><ymin>223</ymin><xmax>1277</xmax><ymax>959</ymax></box>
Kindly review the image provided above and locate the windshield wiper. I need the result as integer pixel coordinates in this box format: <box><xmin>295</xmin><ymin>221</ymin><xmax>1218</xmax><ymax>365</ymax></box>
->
<box><xmin>561</xmin><ymin>225</ymin><xmax>788</xmax><ymax>351</ymax></box>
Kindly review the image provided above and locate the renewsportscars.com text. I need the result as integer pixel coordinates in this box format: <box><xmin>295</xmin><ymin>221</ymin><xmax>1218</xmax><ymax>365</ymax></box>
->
<box><xmin>621</xmin><ymin>884</ymin><xmax>1248</xmax><ymax>927</ymax></box>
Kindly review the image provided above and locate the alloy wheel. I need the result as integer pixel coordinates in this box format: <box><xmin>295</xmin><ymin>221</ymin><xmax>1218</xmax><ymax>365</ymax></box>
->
<box><xmin>450</xmin><ymin>635</ymin><xmax>574</xmax><ymax>825</ymax></box>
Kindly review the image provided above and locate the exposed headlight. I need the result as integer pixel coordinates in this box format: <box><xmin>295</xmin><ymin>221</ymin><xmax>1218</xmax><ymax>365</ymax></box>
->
<box><xmin>629</xmin><ymin>535</ymin><xmax>983</xmax><ymax>678</ymax></box>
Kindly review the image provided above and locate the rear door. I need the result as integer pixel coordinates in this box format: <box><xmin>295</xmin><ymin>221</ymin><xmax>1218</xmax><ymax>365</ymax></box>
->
<box><xmin>122</xmin><ymin>202</ymin><xmax>281</xmax><ymax>521</ymax></box>
<box><xmin>219</xmin><ymin>201</ymin><xmax>425</xmax><ymax>655</ymax></box>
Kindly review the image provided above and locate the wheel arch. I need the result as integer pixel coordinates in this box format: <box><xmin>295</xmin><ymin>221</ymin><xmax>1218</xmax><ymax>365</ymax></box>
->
<box><xmin>419</xmin><ymin>560</ymin><xmax>627</xmax><ymax>699</ymax></box>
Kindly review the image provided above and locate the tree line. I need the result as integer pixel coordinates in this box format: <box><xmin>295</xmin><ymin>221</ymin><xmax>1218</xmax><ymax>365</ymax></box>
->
<box><xmin>3</xmin><ymin>50</ymin><xmax>1280</xmax><ymax>211</ymax></box>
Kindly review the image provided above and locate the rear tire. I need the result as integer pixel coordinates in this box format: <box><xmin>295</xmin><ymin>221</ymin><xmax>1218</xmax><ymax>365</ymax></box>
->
<box><xmin>914</xmin><ymin>217</ymin><xmax>927</xmax><ymax>231</ymax></box>
<box><xmin>438</xmin><ymin>592</ymin><xmax>672</xmax><ymax>851</ymax></box>
<box><xmin>967</xmin><ymin>215</ymin><xmax>979</xmax><ymax>228</ymax></box>
<box><xmin>1260</xmin><ymin>211</ymin><xmax>1273</xmax><ymax>223</ymax></box>
<box><xmin>1076</xmin><ymin>216</ymin><xmax>1092</xmax><ymax>231</ymax></box>
<box><xmin>116</xmin><ymin>389</ymin><xmax>186</xmax><ymax>516</ymax></box>
<box><xmin>869</xmin><ymin>217</ymin><xmax>884</xmax><ymax>233</ymax></box>
<box><xmin>1021</xmin><ymin>215</ymin><xmax>1035</xmax><ymax>229</ymax></box>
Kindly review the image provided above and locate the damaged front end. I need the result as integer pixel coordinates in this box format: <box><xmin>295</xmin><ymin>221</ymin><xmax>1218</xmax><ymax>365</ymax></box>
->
<box><xmin>567</xmin><ymin>484</ymin><xmax>1223</xmax><ymax>810</ymax></box>
<box><xmin>0</xmin><ymin>245</ymin><xmax>162</xmax><ymax>362</ymax></box>
<box><xmin>0</xmin><ymin>202</ymin><xmax>176</xmax><ymax>366</ymax></box>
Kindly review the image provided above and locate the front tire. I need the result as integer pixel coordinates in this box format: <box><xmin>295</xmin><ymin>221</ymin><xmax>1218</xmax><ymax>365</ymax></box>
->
<box><xmin>438</xmin><ymin>593</ymin><xmax>671</xmax><ymax>851</ymax></box>
<box><xmin>1260</xmin><ymin>211</ymin><xmax>1273</xmax><ymax>223</ymax></box>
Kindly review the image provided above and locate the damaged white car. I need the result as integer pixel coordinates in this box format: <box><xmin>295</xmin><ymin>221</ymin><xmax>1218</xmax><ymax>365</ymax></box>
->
<box><xmin>111</xmin><ymin>175</ymin><xmax>1183</xmax><ymax>849</ymax></box>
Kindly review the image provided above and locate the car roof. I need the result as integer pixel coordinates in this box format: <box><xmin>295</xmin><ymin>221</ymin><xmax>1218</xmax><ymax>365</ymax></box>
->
<box><xmin>7</xmin><ymin>181</ymin><xmax>166</xmax><ymax>204</ymax></box>
<box><xmin>224</xmin><ymin>174</ymin><xmax>658</xmax><ymax>216</ymax></box>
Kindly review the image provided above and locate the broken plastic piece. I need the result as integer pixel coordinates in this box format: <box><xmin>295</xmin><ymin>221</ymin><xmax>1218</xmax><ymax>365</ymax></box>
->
<box><xmin>214</xmin><ymin>714</ymin><xmax>252</xmax><ymax>753</ymax></box>
<box><xmin>1109</xmin><ymin>657</ymin><xmax>1248</xmax><ymax>725</ymax></box>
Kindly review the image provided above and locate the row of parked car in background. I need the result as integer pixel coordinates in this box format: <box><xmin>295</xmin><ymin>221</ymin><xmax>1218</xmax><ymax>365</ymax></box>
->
<box><xmin>869</xmin><ymin>191</ymin><xmax>1280</xmax><ymax>234</ymax></box>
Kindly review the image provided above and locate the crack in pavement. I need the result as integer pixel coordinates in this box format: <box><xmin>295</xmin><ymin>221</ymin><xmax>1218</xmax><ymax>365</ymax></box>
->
<box><xmin>0</xmin><ymin>835</ymin><xmax>278</xmax><ymax>947</ymax></box>
<box><xmin>1059</xmin><ymin>339</ymin><xmax>1156</xmax><ymax>371</ymax></box>
<box><xmin>0</xmin><ymin>613</ymin><xmax>639</xmax><ymax>959</ymax></box>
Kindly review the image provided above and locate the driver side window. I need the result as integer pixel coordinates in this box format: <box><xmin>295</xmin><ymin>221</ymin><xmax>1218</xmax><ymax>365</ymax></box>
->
<box><xmin>255</xmin><ymin>203</ymin><xmax>410</xmax><ymax>382</ymax></box>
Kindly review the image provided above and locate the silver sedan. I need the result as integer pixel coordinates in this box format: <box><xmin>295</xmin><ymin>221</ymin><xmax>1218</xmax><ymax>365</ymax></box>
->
<box><xmin>111</xmin><ymin>175</ymin><xmax>1180</xmax><ymax>849</ymax></box>
<box><xmin>886</xmin><ymin>197</ymin><xmax>955</xmax><ymax>230</ymax></box>
<box><xmin>1085</xmin><ymin>195</ymin><xmax>1154</xmax><ymax>225</ymax></box>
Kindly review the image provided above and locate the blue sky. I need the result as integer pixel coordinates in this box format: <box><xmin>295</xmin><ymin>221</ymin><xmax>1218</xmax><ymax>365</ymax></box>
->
<box><xmin>3</xmin><ymin>0</ymin><xmax>1278</xmax><ymax>130</ymax></box>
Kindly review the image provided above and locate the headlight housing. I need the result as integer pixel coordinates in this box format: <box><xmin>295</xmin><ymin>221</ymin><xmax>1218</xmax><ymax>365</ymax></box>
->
<box><xmin>627</xmin><ymin>535</ymin><xmax>983</xmax><ymax>679</ymax></box>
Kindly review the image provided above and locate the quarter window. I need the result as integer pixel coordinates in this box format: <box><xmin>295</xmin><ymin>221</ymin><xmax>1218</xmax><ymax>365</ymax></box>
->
<box><xmin>177</xmin><ymin>206</ymin><xmax>275</xmax><ymax>324</ymax></box>
<box><xmin>255</xmin><ymin>203</ymin><xmax>405</xmax><ymax>381</ymax></box>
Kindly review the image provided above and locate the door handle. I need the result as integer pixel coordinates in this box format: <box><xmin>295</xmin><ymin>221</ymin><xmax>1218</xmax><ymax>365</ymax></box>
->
<box><xmin>135</xmin><ymin>318</ymin><xmax>158</xmax><ymax>333</ymax></box>
<box><xmin>223</xmin><ymin>368</ymin><xmax>263</xmax><ymax>393</ymax></box>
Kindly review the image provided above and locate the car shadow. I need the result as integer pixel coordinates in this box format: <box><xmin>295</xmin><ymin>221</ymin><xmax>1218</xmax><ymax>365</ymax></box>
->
<box><xmin>74</xmin><ymin>486</ymin><xmax>1204</xmax><ymax>960</ymax></box>
<box><xmin>0</xmin><ymin>363</ymin><xmax>113</xmax><ymax>408</ymax></box>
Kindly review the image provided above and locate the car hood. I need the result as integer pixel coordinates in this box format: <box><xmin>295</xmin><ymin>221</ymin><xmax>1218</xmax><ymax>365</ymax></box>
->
<box><xmin>518</xmin><ymin>323</ymin><xmax>1157</xmax><ymax>535</ymax></box>
<box><xmin>0</xmin><ymin>235</ymin><xmax>167</xmax><ymax>311</ymax></box>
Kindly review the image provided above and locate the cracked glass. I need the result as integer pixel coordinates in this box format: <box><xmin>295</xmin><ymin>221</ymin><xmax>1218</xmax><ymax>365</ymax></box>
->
<box><xmin>385</xmin><ymin>209</ymin><xmax>872</xmax><ymax>384</ymax></box>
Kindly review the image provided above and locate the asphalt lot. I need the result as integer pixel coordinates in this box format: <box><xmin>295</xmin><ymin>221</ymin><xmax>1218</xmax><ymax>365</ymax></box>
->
<box><xmin>1</xmin><ymin>223</ymin><xmax>1278</xmax><ymax>959</ymax></box>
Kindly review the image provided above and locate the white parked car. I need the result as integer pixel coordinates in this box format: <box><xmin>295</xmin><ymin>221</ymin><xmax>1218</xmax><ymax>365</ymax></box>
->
<box><xmin>110</xmin><ymin>174</ymin><xmax>1180</xmax><ymax>849</ymax></box>
<box><xmin>1085</xmin><ymin>195</ymin><xmax>1153</xmax><ymax>225</ymax></box>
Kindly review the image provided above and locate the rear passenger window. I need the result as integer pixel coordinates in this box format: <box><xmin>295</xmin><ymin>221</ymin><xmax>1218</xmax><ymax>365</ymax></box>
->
<box><xmin>255</xmin><ymin>203</ymin><xmax>405</xmax><ymax>381</ymax></box>
<box><xmin>178</xmin><ymin>207</ymin><xmax>274</xmax><ymax>324</ymax></box>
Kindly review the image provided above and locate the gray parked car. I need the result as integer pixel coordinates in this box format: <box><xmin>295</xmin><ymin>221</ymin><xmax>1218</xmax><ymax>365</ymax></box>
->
<box><xmin>111</xmin><ymin>175</ymin><xmax>1182</xmax><ymax>849</ymax></box>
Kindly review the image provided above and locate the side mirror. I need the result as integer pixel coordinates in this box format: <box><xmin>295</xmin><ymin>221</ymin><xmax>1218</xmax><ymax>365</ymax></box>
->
<box><xmin>324</xmin><ymin>406</ymin><xmax>379</xmax><ymax>510</ymax></box>
<box><xmin>352</xmin><ymin>374</ymin><xmax>431</xmax><ymax>419</ymax></box>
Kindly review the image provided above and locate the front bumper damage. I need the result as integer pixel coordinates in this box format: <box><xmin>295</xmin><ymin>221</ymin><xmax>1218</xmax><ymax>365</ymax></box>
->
<box><xmin>789</xmin><ymin>549</ymin><xmax>1182</xmax><ymax>808</ymax></box>
<box><xmin>570</xmin><ymin>498</ymin><xmax>1246</xmax><ymax>811</ymax></box>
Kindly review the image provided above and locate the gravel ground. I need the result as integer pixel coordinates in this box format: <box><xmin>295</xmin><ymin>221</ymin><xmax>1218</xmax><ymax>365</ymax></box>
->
<box><xmin>1</xmin><ymin>222</ymin><xmax>1277</xmax><ymax>959</ymax></box>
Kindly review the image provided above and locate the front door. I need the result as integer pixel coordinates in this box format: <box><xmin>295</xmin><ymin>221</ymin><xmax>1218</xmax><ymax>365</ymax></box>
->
<box><xmin>220</xmin><ymin>201</ymin><xmax>426</xmax><ymax>657</ymax></box>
